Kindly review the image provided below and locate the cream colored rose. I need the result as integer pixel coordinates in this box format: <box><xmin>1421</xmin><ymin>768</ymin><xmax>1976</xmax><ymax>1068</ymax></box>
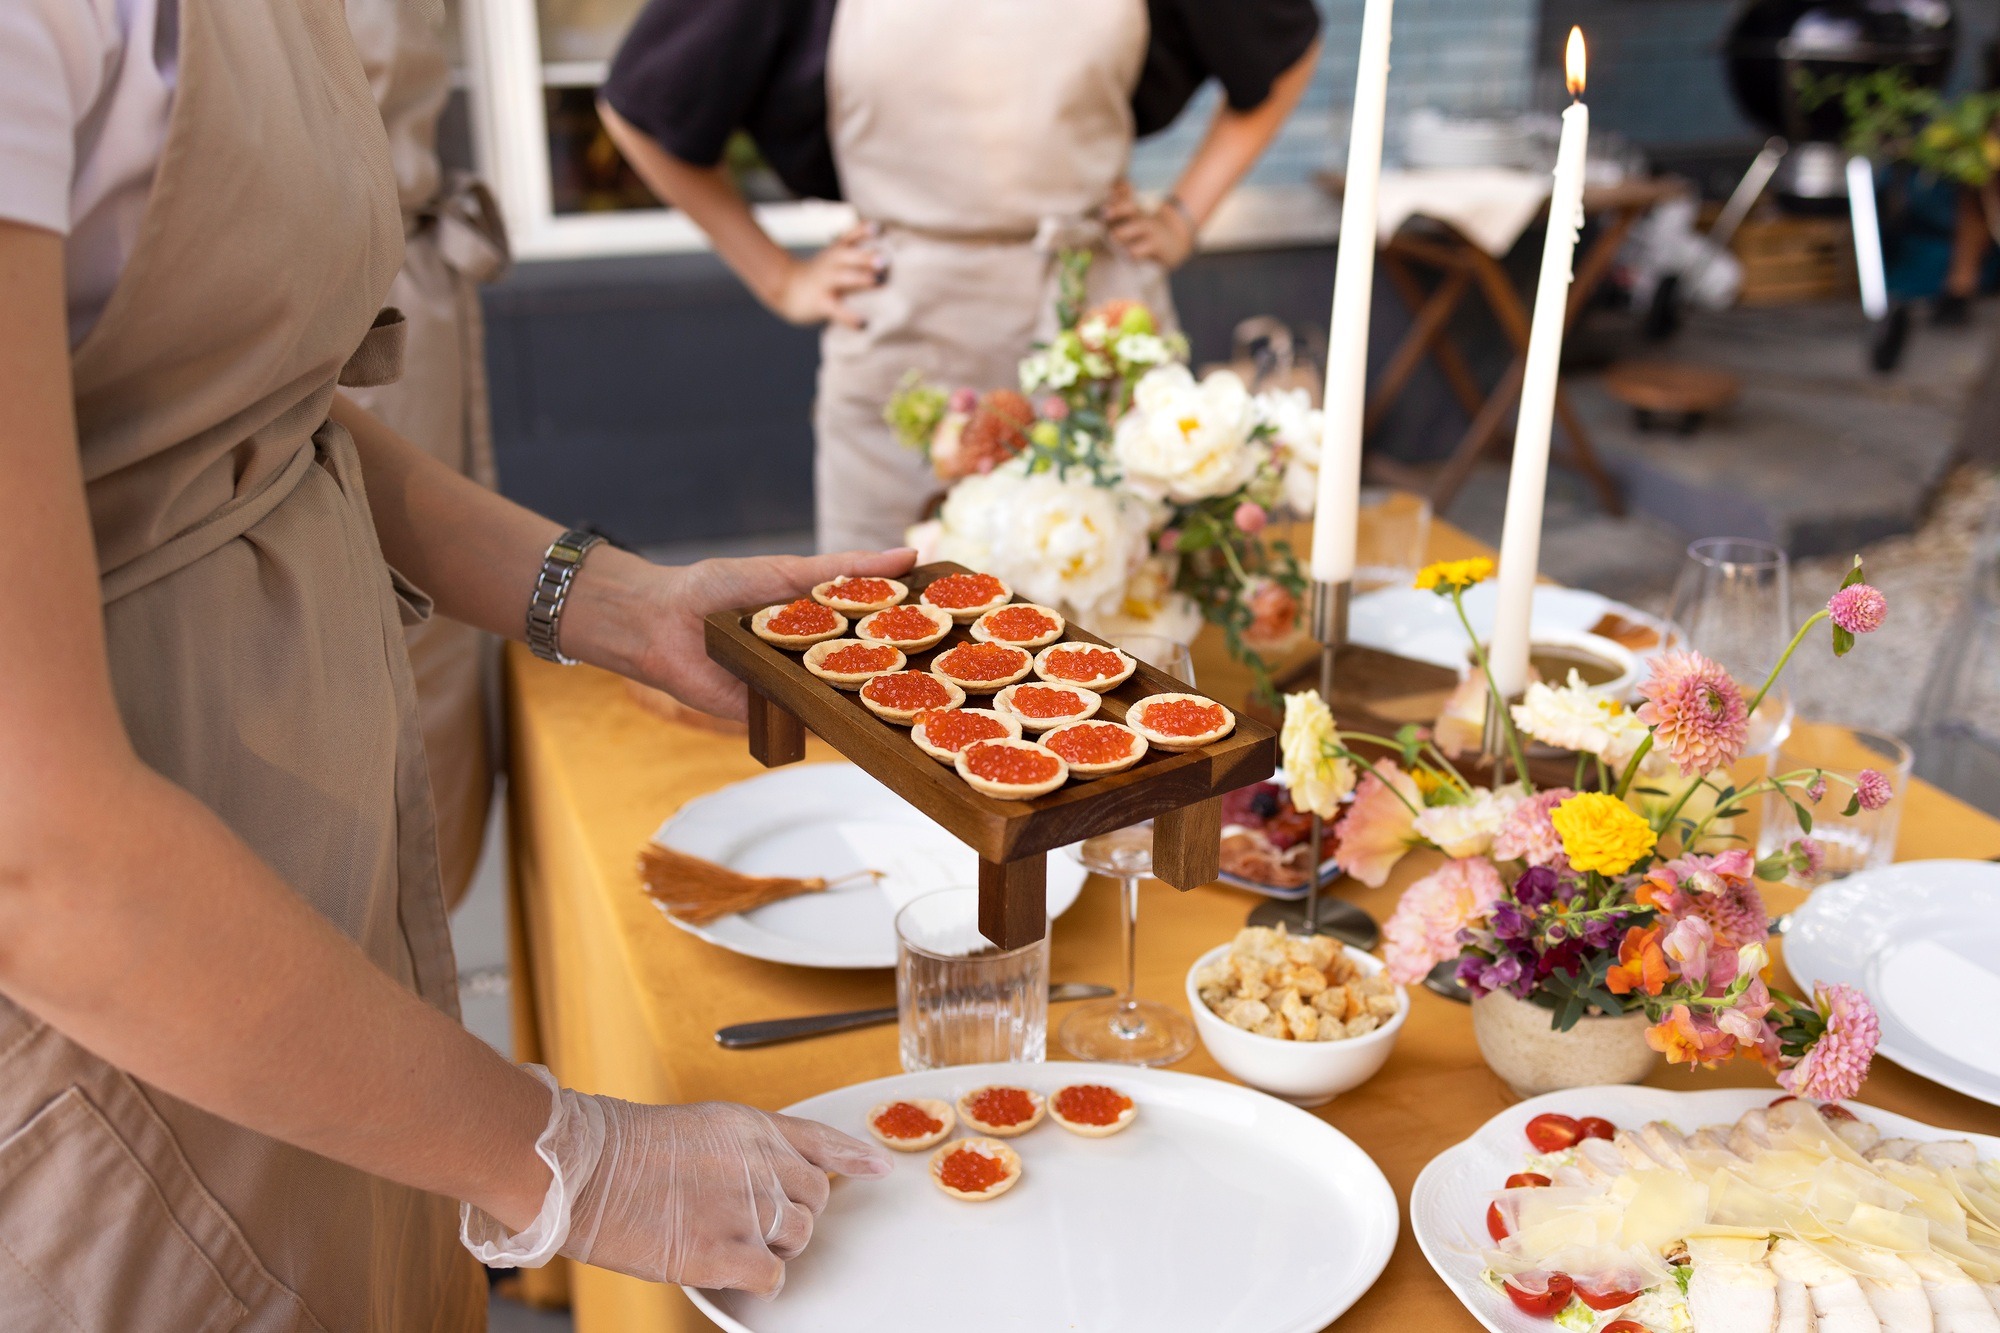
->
<box><xmin>933</xmin><ymin>462</ymin><xmax>1153</xmax><ymax>622</ymax></box>
<box><xmin>1280</xmin><ymin>690</ymin><xmax>1354</xmax><ymax>819</ymax></box>
<box><xmin>1113</xmin><ymin>365</ymin><xmax>1261</xmax><ymax>503</ymax></box>
<box><xmin>1412</xmin><ymin>785</ymin><xmax>1522</xmax><ymax>858</ymax></box>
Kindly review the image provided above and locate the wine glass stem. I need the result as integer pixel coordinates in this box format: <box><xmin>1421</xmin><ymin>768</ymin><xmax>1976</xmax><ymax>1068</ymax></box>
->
<box><xmin>1120</xmin><ymin>872</ymin><xmax>1139</xmax><ymax>1005</ymax></box>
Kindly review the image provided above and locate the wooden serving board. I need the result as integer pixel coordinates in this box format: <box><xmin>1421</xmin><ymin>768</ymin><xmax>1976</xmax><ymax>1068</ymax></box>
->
<box><xmin>704</xmin><ymin>563</ymin><xmax>1277</xmax><ymax>949</ymax></box>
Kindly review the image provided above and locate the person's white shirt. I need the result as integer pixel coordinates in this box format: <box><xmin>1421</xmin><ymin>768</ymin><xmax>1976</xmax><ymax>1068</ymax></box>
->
<box><xmin>0</xmin><ymin>0</ymin><xmax>178</xmax><ymax>344</ymax></box>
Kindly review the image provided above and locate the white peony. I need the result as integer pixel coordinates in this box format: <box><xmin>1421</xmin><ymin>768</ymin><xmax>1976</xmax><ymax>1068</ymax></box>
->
<box><xmin>1254</xmin><ymin>387</ymin><xmax>1324</xmax><ymax>517</ymax></box>
<box><xmin>1280</xmin><ymin>690</ymin><xmax>1355</xmax><ymax>818</ymax></box>
<box><xmin>931</xmin><ymin>461</ymin><xmax>1156</xmax><ymax>623</ymax></box>
<box><xmin>1113</xmin><ymin>364</ymin><xmax>1261</xmax><ymax>503</ymax></box>
<box><xmin>1412</xmin><ymin>785</ymin><xmax>1523</xmax><ymax>858</ymax></box>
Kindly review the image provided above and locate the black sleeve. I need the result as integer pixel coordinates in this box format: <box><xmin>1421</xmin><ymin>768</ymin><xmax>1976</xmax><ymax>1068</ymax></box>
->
<box><xmin>601</xmin><ymin>0</ymin><xmax>841</xmax><ymax>200</ymax></box>
<box><xmin>1134</xmin><ymin>0</ymin><xmax>1322</xmax><ymax>138</ymax></box>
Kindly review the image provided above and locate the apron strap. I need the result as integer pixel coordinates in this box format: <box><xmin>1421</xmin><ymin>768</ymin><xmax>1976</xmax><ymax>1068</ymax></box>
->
<box><xmin>425</xmin><ymin>174</ymin><xmax>511</xmax><ymax>285</ymax></box>
<box><xmin>99</xmin><ymin>438</ymin><xmax>319</xmax><ymax>604</ymax></box>
<box><xmin>338</xmin><ymin>308</ymin><xmax>407</xmax><ymax>388</ymax></box>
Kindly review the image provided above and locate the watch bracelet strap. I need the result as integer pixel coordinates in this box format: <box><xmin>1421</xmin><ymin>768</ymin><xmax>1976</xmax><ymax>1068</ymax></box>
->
<box><xmin>526</xmin><ymin>528</ymin><xmax>605</xmax><ymax>665</ymax></box>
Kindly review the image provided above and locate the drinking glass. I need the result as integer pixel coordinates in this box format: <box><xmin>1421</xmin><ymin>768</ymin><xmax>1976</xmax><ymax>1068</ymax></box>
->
<box><xmin>1354</xmin><ymin>487</ymin><xmax>1434</xmax><ymax>593</ymax></box>
<box><xmin>1908</xmin><ymin>551</ymin><xmax>2000</xmax><ymax>817</ymax></box>
<box><xmin>1665</xmin><ymin>537</ymin><xmax>1795</xmax><ymax>757</ymax></box>
<box><xmin>1056</xmin><ymin>633</ymin><xmax>1198</xmax><ymax>1066</ymax></box>
<box><xmin>896</xmin><ymin>887</ymin><xmax>1049</xmax><ymax>1071</ymax></box>
<box><xmin>1757</xmin><ymin>723</ymin><xmax>1914</xmax><ymax>887</ymax></box>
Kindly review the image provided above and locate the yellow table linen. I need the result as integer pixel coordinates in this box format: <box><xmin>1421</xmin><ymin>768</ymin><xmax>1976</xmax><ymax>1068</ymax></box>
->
<box><xmin>503</xmin><ymin>525</ymin><xmax>2000</xmax><ymax>1330</ymax></box>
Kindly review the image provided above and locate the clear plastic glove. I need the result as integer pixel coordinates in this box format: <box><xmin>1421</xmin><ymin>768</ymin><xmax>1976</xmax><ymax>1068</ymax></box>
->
<box><xmin>462</xmin><ymin>1066</ymin><xmax>892</xmax><ymax>1297</ymax></box>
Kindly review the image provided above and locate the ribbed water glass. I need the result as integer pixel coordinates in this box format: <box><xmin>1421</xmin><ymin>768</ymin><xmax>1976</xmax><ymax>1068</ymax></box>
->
<box><xmin>896</xmin><ymin>888</ymin><xmax>1048</xmax><ymax>1071</ymax></box>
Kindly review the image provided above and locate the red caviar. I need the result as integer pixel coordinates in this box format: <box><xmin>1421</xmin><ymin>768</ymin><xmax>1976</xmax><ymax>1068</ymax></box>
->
<box><xmin>936</xmin><ymin>1146</ymin><xmax>1009</xmax><ymax>1195</ymax></box>
<box><xmin>937</xmin><ymin>642</ymin><xmax>1028</xmax><ymax>681</ymax></box>
<box><xmin>963</xmin><ymin>743</ymin><xmax>1061</xmax><ymax>786</ymax></box>
<box><xmin>1008</xmin><ymin>685</ymin><xmax>1088</xmax><ymax>719</ymax></box>
<box><xmin>925</xmin><ymin>572</ymin><xmax>1007</xmax><ymax>609</ymax></box>
<box><xmin>766</xmin><ymin>599</ymin><xmax>837</xmax><ymax>636</ymax></box>
<box><xmin>861</xmin><ymin>605</ymin><xmax>942</xmax><ymax>642</ymax></box>
<box><xmin>916</xmin><ymin>709</ymin><xmax>1009</xmax><ymax>753</ymax></box>
<box><xmin>823</xmin><ymin>577</ymin><xmax>897</xmax><ymax>604</ymax></box>
<box><xmin>1142</xmin><ymin>698</ymin><xmax>1226</xmax><ymax>737</ymax></box>
<box><xmin>821</xmin><ymin>643</ymin><xmax>899</xmax><ymax>674</ymax></box>
<box><xmin>983</xmin><ymin>605</ymin><xmax>1059</xmax><ymax>641</ymax></box>
<box><xmin>965</xmin><ymin>1086</ymin><xmax>1039</xmax><ymax>1127</ymax></box>
<box><xmin>863</xmin><ymin>672</ymin><xmax>953</xmax><ymax>711</ymax></box>
<box><xmin>1042</xmin><ymin>647</ymin><xmax>1125</xmax><ymax>682</ymax></box>
<box><xmin>872</xmin><ymin>1101</ymin><xmax>944</xmax><ymax>1141</ymax></box>
<box><xmin>1046</xmin><ymin>723</ymin><xmax>1136</xmax><ymax>767</ymax></box>
<box><xmin>1054</xmin><ymin>1084</ymin><xmax>1132</xmax><ymax>1126</ymax></box>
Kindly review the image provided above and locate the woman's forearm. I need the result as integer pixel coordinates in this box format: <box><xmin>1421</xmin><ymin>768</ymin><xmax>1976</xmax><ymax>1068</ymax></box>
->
<box><xmin>1170</xmin><ymin>41</ymin><xmax>1322</xmax><ymax>224</ymax></box>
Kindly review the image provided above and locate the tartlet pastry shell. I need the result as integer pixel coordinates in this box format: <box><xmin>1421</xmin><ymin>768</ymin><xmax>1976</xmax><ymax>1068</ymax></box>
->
<box><xmin>812</xmin><ymin>578</ymin><xmax>908</xmax><ymax>614</ymax></box>
<box><xmin>909</xmin><ymin>708</ymin><xmax>1021</xmax><ymax>763</ymax></box>
<box><xmin>919</xmin><ymin>575</ymin><xmax>1013</xmax><ymax>622</ymax></box>
<box><xmin>954</xmin><ymin>739</ymin><xmax>1069</xmax><ymax>799</ymax></box>
<box><xmin>802</xmin><ymin>638</ymin><xmax>906</xmax><ymax>689</ymax></box>
<box><xmin>931</xmin><ymin>643</ymin><xmax>1033</xmax><ymax>693</ymax></box>
<box><xmin>992</xmin><ymin>682</ymin><xmax>1100</xmax><ymax>732</ymax></box>
<box><xmin>1032</xmin><ymin>643</ymin><xmax>1137</xmax><ymax>691</ymax></box>
<box><xmin>929</xmin><ymin>1137</ymin><xmax>1023</xmax><ymax>1202</ymax></box>
<box><xmin>859</xmin><ymin>672</ymin><xmax>965</xmax><ymax>725</ymax></box>
<box><xmin>1040</xmin><ymin>720</ymin><xmax>1147</xmax><ymax>777</ymax></box>
<box><xmin>955</xmin><ymin>1087</ymin><xmax>1047</xmax><ymax>1138</ymax></box>
<box><xmin>749</xmin><ymin>603</ymin><xmax>848</xmax><ymax>649</ymax></box>
<box><xmin>969</xmin><ymin>603</ymin><xmax>1066</xmax><ymax>649</ymax></box>
<box><xmin>1048</xmin><ymin>1087</ymin><xmax>1138</xmax><ymax>1138</ymax></box>
<box><xmin>854</xmin><ymin>604</ymin><xmax>952</xmax><ymax>651</ymax></box>
<box><xmin>1126</xmin><ymin>692</ymin><xmax>1237</xmax><ymax>751</ymax></box>
<box><xmin>865</xmin><ymin>1098</ymin><xmax>956</xmax><ymax>1152</ymax></box>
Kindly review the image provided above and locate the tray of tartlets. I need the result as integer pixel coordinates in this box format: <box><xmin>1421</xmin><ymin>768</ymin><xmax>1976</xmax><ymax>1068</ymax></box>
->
<box><xmin>705</xmin><ymin>564</ymin><xmax>1277</xmax><ymax>921</ymax></box>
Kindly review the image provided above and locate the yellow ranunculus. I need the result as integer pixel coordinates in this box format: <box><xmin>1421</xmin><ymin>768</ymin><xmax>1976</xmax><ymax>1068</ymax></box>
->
<box><xmin>1550</xmin><ymin>791</ymin><xmax>1658</xmax><ymax>876</ymax></box>
<box><xmin>1279</xmin><ymin>689</ymin><xmax>1354</xmax><ymax>819</ymax></box>
<box><xmin>1415</xmin><ymin>557</ymin><xmax>1496</xmax><ymax>594</ymax></box>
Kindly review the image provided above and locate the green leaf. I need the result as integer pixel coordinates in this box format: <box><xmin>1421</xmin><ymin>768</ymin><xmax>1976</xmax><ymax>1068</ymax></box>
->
<box><xmin>1787</xmin><ymin>796</ymin><xmax>1814</xmax><ymax>835</ymax></box>
<box><xmin>1843</xmin><ymin>793</ymin><xmax>1862</xmax><ymax>817</ymax></box>
<box><xmin>1833</xmin><ymin>623</ymin><xmax>1855</xmax><ymax>658</ymax></box>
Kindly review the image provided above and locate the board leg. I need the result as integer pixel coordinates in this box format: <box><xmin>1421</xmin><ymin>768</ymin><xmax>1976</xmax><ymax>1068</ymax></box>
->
<box><xmin>746</xmin><ymin>691</ymin><xmax>806</xmax><ymax>768</ymax></box>
<box><xmin>977</xmin><ymin>855</ymin><xmax>1048</xmax><ymax>950</ymax></box>
<box><xmin>1152</xmin><ymin>797</ymin><xmax>1222</xmax><ymax>890</ymax></box>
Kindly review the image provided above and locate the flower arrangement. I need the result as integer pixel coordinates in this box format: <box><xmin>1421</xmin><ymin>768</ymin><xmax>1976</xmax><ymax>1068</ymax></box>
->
<box><xmin>1279</xmin><ymin>556</ymin><xmax>1894</xmax><ymax>1099</ymax></box>
<box><xmin>889</xmin><ymin>252</ymin><xmax>1323</xmax><ymax>693</ymax></box>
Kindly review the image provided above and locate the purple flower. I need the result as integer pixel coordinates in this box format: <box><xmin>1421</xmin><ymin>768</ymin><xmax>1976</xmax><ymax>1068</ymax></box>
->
<box><xmin>1805</xmin><ymin>775</ymin><xmax>1828</xmax><ymax>804</ymax></box>
<box><xmin>1855</xmin><ymin>768</ymin><xmax>1893</xmax><ymax>811</ymax></box>
<box><xmin>1581</xmin><ymin>914</ymin><xmax>1622</xmax><ymax>949</ymax></box>
<box><xmin>1488</xmin><ymin>900</ymin><xmax>1532</xmax><ymax>941</ymax></box>
<box><xmin>1827</xmin><ymin>584</ymin><xmax>1888</xmax><ymax>635</ymax></box>
<box><xmin>1513</xmin><ymin>865</ymin><xmax>1565</xmax><ymax>909</ymax></box>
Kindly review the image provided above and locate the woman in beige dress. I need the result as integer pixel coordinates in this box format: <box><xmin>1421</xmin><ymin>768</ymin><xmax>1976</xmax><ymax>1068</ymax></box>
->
<box><xmin>0</xmin><ymin>0</ymin><xmax>891</xmax><ymax>1325</ymax></box>
<box><xmin>600</xmin><ymin>0</ymin><xmax>1321</xmax><ymax>552</ymax></box>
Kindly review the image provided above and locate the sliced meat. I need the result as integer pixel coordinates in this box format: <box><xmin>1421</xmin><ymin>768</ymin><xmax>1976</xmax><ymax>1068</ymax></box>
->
<box><xmin>1857</xmin><ymin>1253</ymin><xmax>1936</xmax><ymax>1333</ymax></box>
<box><xmin>1868</xmin><ymin>1138</ymin><xmax>1924</xmax><ymax>1163</ymax></box>
<box><xmin>1778</xmin><ymin>1277</ymin><xmax>1820</xmax><ymax>1333</ymax></box>
<box><xmin>1913</xmin><ymin>1142</ymin><xmax>1981</xmax><ymax>1172</ymax></box>
<box><xmin>1903</xmin><ymin>1254</ymin><xmax>2000</xmax><ymax>1333</ymax></box>
<box><xmin>1771</xmin><ymin>1239</ymin><xmax>1881</xmax><ymax>1333</ymax></box>
<box><xmin>1689</xmin><ymin>1259</ymin><xmax>1780</xmax><ymax>1333</ymax></box>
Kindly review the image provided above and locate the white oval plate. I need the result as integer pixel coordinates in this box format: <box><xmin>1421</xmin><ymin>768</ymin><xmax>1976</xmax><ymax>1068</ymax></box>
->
<box><xmin>1350</xmin><ymin>584</ymin><xmax>1668</xmax><ymax>677</ymax></box>
<box><xmin>652</xmin><ymin>763</ymin><xmax>1086</xmax><ymax>969</ymax></box>
<box><xmin>688</xmin><ymin>1062</ymin><xmax>1399</xmax><ymax>1333</ymax></box>
<box><xmin>1785</xmin><ymin>858</ymin><xmax>2000</xmax><ymax>1107</ymax></box>
<box><xmin>1412</xmin><ymin>1084</ymin><xmax>2000</xmax><ymax>1333</ymax></box>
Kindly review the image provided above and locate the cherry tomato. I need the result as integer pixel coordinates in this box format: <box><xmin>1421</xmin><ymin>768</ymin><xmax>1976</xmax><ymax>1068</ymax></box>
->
<box><xmin>1602</xmin><ymin>1321</ymin><xmax>1652</xmax><ymax>1333</ymax></box>
<box><xmin>1524</xmin><ymin>1113</ymin><xmax>1581</xmax><ymax>1153</ymax></box>
<box><xmin>1576</xmin><ymin>1116</ymin><xmax>1617</xmax><ymax>1141</ymax></box>
<box><xmin>1768</xmin><ymin>1094</ymin><xmax>1797</xmax><ymax>1107</ymax></box>
<box><xmin>1578</xmin><ymin>1283</ymin><xmax>1643</xmax><ymax>1311</ymax></box>
<box><xmin>1503</xmin><ymin>1273</ymin><xmax>1574</xmax><ymax>1318</ymax></box>
<box><xmin>1486</xmin><ymin>1202</ymin><xmax>1508</xmax><ymax>1241</ymax></box>
<box><xmin>1505</xmin><ymin>1172</ymin><xmax>1553</xmax><ymax>1189</ymax></box>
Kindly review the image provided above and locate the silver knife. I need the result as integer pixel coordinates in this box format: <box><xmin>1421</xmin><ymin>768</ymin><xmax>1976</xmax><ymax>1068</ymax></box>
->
<box><xmin>715</xmin><ymin>983</ymin><xmax>1114</xmax><ymax>1050</ymax></box>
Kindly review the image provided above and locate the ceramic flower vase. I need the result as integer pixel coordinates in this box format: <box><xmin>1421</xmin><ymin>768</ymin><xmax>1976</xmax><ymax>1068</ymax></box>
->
<box><xmin>1471</xmin><ymin>989</ymin><xmax>1659</xmax><ymax>1099</ymax></box>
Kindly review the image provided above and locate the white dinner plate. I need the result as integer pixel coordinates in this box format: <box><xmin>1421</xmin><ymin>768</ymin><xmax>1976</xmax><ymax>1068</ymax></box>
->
<box><xmin>1784</xmin><ymin>858</ymin><xmax>2000</xmax><ymax>1107</ymax></box>
<box><xmin>1412</xmin><ymin>1084</ymin><xmax>2000</xmax><ymax>1333</ymax></box>
<box><xmin>688</xmin><ymin>1062</ymin><xmax>1400</xmax><ymax>1333</ymax></box>
<box><xmin>1349</xmin><ymin>584</ymin><xmax>1668</xmax><ymax>679</ymax></box>
<box><xmin>651</xmin><ymin>762</ymin><xmax>1086</xmax><ymax>969</ymax></box>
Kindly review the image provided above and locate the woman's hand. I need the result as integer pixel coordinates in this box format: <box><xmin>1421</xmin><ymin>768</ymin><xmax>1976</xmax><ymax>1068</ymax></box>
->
<box><xmin>768</xmin><ymin>223</ymin><xmax>885</xmax><ymax>329</ymax></box>
<box><xmin>1103</xmin><ymin>181</ymin><xmax>1197</xmax><ymax>270</ymax></box>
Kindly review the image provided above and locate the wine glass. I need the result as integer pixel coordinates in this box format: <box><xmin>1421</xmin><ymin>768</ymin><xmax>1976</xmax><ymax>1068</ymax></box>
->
<box><xmin>1665</xmin><ymin>537</ymin><xmax>1795</xmax><ymax>757</ymax></box>
<box><xmin>1056</xmin><ymin>634</ymin><xmax>1197</xmax><ymax>1066</ymax></box>
<box><xmin>1909</xmin><ymin>545</ymin><xmax>2000</xmax><ymax>816</ymax></box>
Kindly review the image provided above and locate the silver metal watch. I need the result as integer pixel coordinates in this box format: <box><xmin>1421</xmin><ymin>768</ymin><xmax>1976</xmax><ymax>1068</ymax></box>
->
<box><xmin>525</xmin><ymin>528</ymin><xmax>605</xmax><ymax>665</ymax></box>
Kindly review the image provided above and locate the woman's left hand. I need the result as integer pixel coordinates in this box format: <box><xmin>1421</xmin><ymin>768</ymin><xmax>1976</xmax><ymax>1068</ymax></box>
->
<box><xmin>1103</xmin><ymin>181</ymin><xmax>1196</xmax><ymax>270</ymax></box>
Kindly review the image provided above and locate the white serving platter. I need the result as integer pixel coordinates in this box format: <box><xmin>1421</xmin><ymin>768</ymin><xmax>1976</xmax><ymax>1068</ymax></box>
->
<box><xmin>689</xmin><ymin>1062</ymin><xmax>1400</xmax><ymax>1333</ymax></box>
<box><xmin>652</xmin><ymin>763</ymin><xmax>1087</xmax><ymax>969</ymax></box>
<box><xmin>1785</xmin><ymin>858</ymin><xmax>2000</xmax><ymax>1108</ymax></box>
<box><xmin>1411</xmin><ymin>1084</ymin><xmax>2000</xmax><ymax>1333</ymax></box>
<box><xmin>1350</xmin><ymin>584</ymin><xmax>1667</xmax><ymax>685</ymax></box>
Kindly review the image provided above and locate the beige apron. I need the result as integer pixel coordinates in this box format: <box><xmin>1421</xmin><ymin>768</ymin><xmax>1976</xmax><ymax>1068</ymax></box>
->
<box><xmin>0</xmin><ymin>0</ymin><xmax>485</xmax><ymax>1328</ymax></box>
<box><xmin>343</xmin><ymin>0</ymin><xmax>512</xmax><ymax>908</ymax></box>
<box><xmin>814</xmin><ymin>0</ymin><xmax>1176</xmax><ymax>552</ymax></box>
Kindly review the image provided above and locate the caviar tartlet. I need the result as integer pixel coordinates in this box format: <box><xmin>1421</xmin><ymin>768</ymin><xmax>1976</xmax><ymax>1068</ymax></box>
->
<box><xmin>955</xmin><ymin>1085</ymin><xmax>1047</xmax><ymax>1138</ymax></box>
<box><xmin>1048</xmin><ymin>1084</ymin><xmax>1138</xmax><ymax>1137</ymax></box>
<box><xmin>931</xmin><ymin>641</ymin><xmax>1033</xmax><ymax>693</ymax></box>
<box><xmin>749</xmin><ymin>598</ymin><xmax>847</xmax><ymax>649</ymax></box>
<box><xmin>858</xmin><ymin>671</ymin><xmax>965</xmax><ymax>725</ymax></box>
<box><xmin>954</xmin><ymin>738</ymin><xmax>1068</xmax><ymax>800</ymax></box>
<box><xmin>1126</xmin><ymin>692</ymin><xmax>1236</xmax><ymax>751</ymax></box>
<box><xmin>929</xmin><ymin>1137</ymin><xmax>1022</xmax><ymax>1202</ymax></box>
<box><xmin>991</xmin><ymin>682</ymin><xmax>1100</xmax><ymax>732</ymax></box>
<box><xmin>812</xmin><ymin>576</ymin><xmax>907</xmax><ymax>614</ymax></box>
<box><xmin>909</xmin><ymin>707</ymin><xmax>1021</xmax><ymax>764</ymax></box>
<box><xmin>854</xmin><ymin>603</ymin><xmax>953</xmax><ymax>652</ymax></box>
<box><xmin>969</xmin><ymin>602</ymin><xmax>1065</xmax><ymax>649</ymax></box>
<box><xmin>802</xmin><ymin>638</ymin><xmax>906</xmax><ymax>689</ymax></box>
<box><xmin>918</xmin><ymin>571</ymin><xmax>1012</xmax><ymax>622</ymax></box>
<box><xmin>1032</xmin><ymin>642</ymin><xmax>1137</xmax><ymax>692</ymax></box>
<box><xmin>865</xmin><ymin>1098</ymin><xmax>956</xmax><ymax>1153</ymax></box>
<box><xmin>1040</xmin><ymin>720</ymin><xmax>1147</xmax><ymax>778</ymax></box>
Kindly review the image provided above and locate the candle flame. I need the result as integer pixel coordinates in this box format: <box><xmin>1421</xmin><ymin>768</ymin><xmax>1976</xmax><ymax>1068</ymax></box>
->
<box><xmin>1565</xmin><ymin>27</ymin><xmax>1587</xmax><ymax>98</ymax></box>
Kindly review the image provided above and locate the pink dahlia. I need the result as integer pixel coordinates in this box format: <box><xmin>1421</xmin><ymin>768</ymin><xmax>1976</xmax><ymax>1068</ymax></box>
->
<box><xmin>1827</xmin><ymin>583</ymin><xmax>1887</xmax><ymax>635</ymax></box>
<box><xmin>1636</xmin><ymin>650</ymin><xmax>1750</xmax><ymax>776</ymax></box>
<box><xmin>1382</xmin><ymin>857</ymin><xmax>1504</xmax><ymax>984</ymax></box>
<box><xmin>1490</xmin><ymin>787</ymin><xmax>1576</xmax><ymax>869</ymax></box>
<box><xmin>1855</xmin><ymin>768</ymin><xmax>1893</xmax><ymax>811</ymax></box>
<box><xmin>1778</xmin><ymin>983</ymin><xmax>1880</xmax><ymax>1102</ymax></box>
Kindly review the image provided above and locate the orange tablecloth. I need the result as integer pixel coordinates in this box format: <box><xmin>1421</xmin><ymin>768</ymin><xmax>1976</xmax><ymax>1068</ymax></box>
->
<box><xmin>503</xmin><ymin>525</ymin><xmax>2000</xmax><ymax>1330</ymax></box>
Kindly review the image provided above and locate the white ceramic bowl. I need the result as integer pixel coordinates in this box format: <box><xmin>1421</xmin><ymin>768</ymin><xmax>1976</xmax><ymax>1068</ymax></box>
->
<box><xmin>1185</xmin><ymin>943</ymin><xmax>1408</xmax><ymax>1108</ymax></box>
